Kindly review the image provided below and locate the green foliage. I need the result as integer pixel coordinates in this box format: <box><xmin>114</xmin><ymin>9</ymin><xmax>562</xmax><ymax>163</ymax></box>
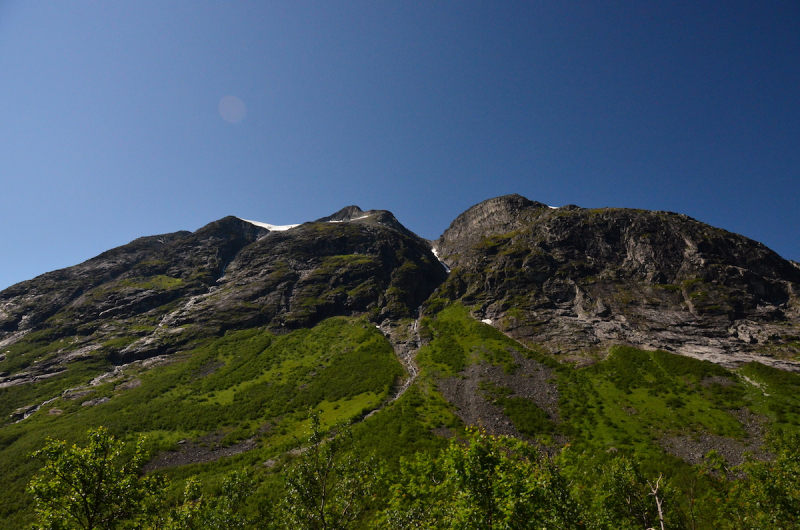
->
<box><xmin>0</xmin><ymin>317</ymin><xmax>403</xmax><ymax>527</ymax></box>
<box><xmin>28</xmin><ymin>427</ymin><xmax>164</xmax><ymax>530</ymax></box>
<box><xmin>500</xmin><ymin>398</ymin><xmax>554</xmax><ymax>437</ymax></box>
<box><xmin>350</xmin><ymin>386</ymin><xmax>451</xmax><ymax>470</ymax></box>
<box><xmin>480</xmin><ymin>382</ymin><xmax>554</xmax><ymax>437</ymax></box>
<box><xmin>118</xmin><ymin>275</ymin><xmax>185</xmax><ymax>291</ymax></box>
<box><xmin>380</xmin><ymin>428</ymin><xmax>586</xmax><ymax>529</ymax></box>
<box><xmin>10</xmin><ymin>297</ymin><xmax>800</xmax><ymax>530</ymax></box>
<box><xmin>426</xmin><ymin>334</ymin><xmax>466</xmax><ymax>372</ymax></box>
<box><xmin>740</xmin><ymin>362</ymin><xmax>800</xmax><ymax>426</ymax></box>
<box><xmin>594</xmin><ymin>457</ymin><xmax>680</xmax><ymax>530</ymax></box>
<box><xmin>418</xmin><ymin>304</ymin><xmax>551</xmax><ymax>376</ymax></box>
<box><xmin>558</xmin><ymin>345</ymin><xmax>749</xmax><ymax>452</ymax></box>
<box><xmin>0</xmin><ymin>329</ymin><xmax>83</xmax><ymax>376</ymax></box>
<box><xmin>720</xmin><ymin>432</ymin><xmax>800</xmax><ymax>530</ymax></box>
<box><xmin>150</xmin><ymin>471</ymin><xmax>258</xmax><ymax>530</ymax></box>
<box><xmin>0</xmin><ymin>357</ymin><xmax>109</xmax><ymax>425</ymax></box>
<box><xmin>280</xmin><ymin>412</ymin><xmax>375</xmax><ymax>530</ymax></box>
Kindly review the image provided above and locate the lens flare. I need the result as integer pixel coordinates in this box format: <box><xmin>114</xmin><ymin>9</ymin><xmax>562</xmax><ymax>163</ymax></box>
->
<box><xmin>218</xmin><ymin>95</ymin><xmax>246</xmax><ymax>123</ymax></box>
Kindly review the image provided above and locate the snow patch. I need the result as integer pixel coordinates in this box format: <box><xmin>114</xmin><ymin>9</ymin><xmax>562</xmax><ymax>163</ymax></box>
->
<box><xmin>328</xmin><ymin>220</ymin><xmax>343</xmax><ymax>223</ymax></box>
<box><xmin>352</xmin><ymin>214</ymin><xmax>371</xmax><ymax>220</ymax></box>
<box><xmin>239</xmin><ymin>218</ymin><xmax>299</xmax><ymax>231</ymax></box>
<box><xmin>548</xmin><ymin>205</ymin><xmax>559</xmax><ymax>209</ymax></box>
<box><xmin>481</xmin><ymin>319</ymin><xmax>493</xmax><ymax>325</ymax></box>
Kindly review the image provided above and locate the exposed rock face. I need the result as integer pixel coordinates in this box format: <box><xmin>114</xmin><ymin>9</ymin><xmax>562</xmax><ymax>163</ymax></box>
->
<box><xmin>316</xmin><ymin>205</ymin><xmax>424</xmax><ymax>240</ymax></box>
<box><xmin>436</xmin><ymin>194</ymin><xmax>548</xmax><ymax>255</ymax></box>
<box><xmin>0</xmin><ymin>217</ymin><xmax>267</xmax><ymax>337</ymax></box>
<box><xmin>433</xmin><ymin>195</ymin><xmax>800</xmax><ymax>369</ymax></box>
<box><xmin>131</xmin><ymin>215</ymin><xmax>446</xmax><ymax>361</ymax></box>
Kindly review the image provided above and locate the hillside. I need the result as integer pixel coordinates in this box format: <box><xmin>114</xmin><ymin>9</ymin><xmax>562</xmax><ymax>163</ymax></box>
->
<box><xmin>2</xmin><ymin>196</ymin><xmax>800</xmax><ymax>528</ymax></box>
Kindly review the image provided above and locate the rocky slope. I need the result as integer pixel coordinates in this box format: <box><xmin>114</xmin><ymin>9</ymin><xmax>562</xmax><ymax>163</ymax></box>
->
<box><xmin>4</xmin><ymin>195</ymin><xmax>800</xmax><ymax>394</ymax></box>
<box><xmin>433</xmin><ymin>194</ymin><xmax>800</xmax><ymax>369</ymax></box>
<box><xmin>0</xmin><ymin>208</ymin><xmax>446</xmax><ymax>387</ymax></box>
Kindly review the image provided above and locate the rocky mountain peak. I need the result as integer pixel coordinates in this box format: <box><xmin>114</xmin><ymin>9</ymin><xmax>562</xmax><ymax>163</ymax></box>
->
<box><xmin>314</xmin><ymin>206</ymin><xmax>420</xmax><ymax>240</ymax></box>
<box><xmin>436</xmin><ymin>194</ymin><xmax>549</xmax><ymax>256</ymax></box>
<box><xmin>315</xmin><ymin>205</ymin><xmax>366</xmax><ymax>222</ymax></box>
<box><xmin>430</xmin><ymin>198</ymin><xmax>800</xmax><ymax>369</ymax></box>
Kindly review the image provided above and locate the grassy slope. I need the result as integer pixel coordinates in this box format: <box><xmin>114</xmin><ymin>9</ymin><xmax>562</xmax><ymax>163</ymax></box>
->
<box><xmin>414</xmin><ymin>302</ymin><xmax>800</xmax><ymax>453</ymax></box>
<box><xmin>0</xmin><ymin>316</ymin><xmax>402</xmax><ymax>528</ymax></box>
<box><xmin>5</xmin><ymin>300</ymin><xmax>800</xmax><ymax>527</ymax></box>
<box><xmin>391</xmin><ymin>302</ymin><xmax>800</xmax><ymax>526</ymax></box>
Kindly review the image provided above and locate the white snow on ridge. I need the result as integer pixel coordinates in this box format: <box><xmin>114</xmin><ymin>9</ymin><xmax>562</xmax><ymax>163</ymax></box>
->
<box><xmin>239</xmin><ymin>218</ymin><xmax>299</xmax><ymax>231</ymax></box>
<box><xmin>329</xmin><ymin>214</ymin><xmax>371</xmax><ymax>223</ymax></box>
<box><xmin>481</xmin><ymin>318</ymin><xmax>493</xmax><ymax>325</ymax></box>
<box><xmin>548</xmin><ymin>205</ymin><xmax>559</xmax><ymax>209</ymax></box>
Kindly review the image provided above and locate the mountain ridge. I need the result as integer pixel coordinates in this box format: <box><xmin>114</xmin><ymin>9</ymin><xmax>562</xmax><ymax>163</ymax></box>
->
<box><xmin>3</xmin><ymin>196</ymin><xmax>800</xmax><ymax>372</ymax></box>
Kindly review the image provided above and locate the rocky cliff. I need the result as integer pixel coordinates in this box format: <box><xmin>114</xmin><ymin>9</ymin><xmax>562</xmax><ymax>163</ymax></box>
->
<box><xmin>433</xmin><ymin>195</ymin><xmax>800</xmax><ymax>369</ymax></box>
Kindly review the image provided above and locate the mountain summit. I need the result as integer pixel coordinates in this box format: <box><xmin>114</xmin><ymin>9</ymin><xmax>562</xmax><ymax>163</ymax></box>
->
<box><xmin>433</xmin><ymin>195</ymin><xmax>800</xmax><ymax>368</ymax></box>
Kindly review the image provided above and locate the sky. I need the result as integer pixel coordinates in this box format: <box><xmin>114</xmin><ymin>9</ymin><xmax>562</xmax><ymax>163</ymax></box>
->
<box><xmin>1</xmin><ymin>1</ymin><xmax>798</xmax><ymax>290</ymax></box>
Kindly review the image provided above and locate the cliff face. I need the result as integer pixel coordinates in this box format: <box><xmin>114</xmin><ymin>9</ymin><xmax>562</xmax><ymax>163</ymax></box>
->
<box><xmin>436</xmin><ymin>194</ymin><xmax>548</xmax><ymax>256</ymax></box>
<box><xmin>433</xmin><ymin>195</ymin><xmax>800</xmax><ymax>369</ymax></box>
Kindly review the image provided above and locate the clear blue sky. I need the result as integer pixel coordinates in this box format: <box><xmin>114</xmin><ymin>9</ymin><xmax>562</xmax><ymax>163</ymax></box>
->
<box><xmin>1</xmin><ymin>1</ymin><xmax>798</xmax><ymax>290</ymax></box>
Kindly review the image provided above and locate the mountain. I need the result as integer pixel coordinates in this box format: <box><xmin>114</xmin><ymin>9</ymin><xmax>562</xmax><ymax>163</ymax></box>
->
<box><xmin>0</xmin><ymin>209</ymin><xmax>445</xmax><ymax>380</ymax></box>
<box><xmin>433</xmin><ymin>194</ymin><xmax>800</xmax><ymax>369</ymax></box>
<box><xmin>2</xmin><ymin>195</ymin><xmax>800</xmax><ymax>528</ymax></box>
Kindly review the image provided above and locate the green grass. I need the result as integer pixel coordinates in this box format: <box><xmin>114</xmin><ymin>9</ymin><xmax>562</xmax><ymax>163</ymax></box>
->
<box><xmin>118</xmin><ymin>275</ymin><xmax>185</xmax><ymax>290</ymax></box>
<box><xmin>0</xmin><ymin>316</ymin><xmax>405</xmax><ymax>528</ymax></box>
<box><xmin>557</xmin><ymin>345</ymin><xmax>750</xmax><ymax>452</ymax></box>
<box><xmin>739</xmin><ymin>362</ymin><xmax>800</xmax><ymax>426</ymax></box>
<box><xmin>417</xmin><ymin>303</ymin><xmax>554</xmax><ymax>376</ymax></box>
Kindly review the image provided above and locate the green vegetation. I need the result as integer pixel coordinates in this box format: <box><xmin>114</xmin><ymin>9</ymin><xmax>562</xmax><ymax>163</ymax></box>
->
<box><xmin>380</xmin><ymin>427</ymin><xmax>585</xmax><ymax>529</ymax></box>
<box><xmin>28</xmin><ymin>427</ymin><xmax>163</xmax><ymax>530</ymax></box>
<box><xmin>281</xmin><ymin>412</ymin><xmax>375</xmax><ymax>530</ymax></box>
<box><xmin>480</xmin><ymin>381</ymin><xmax>554</xmax><ymax>437</ymax></box>
<box><xmin>118</xmin><ymin>275</ymin><xmax>185</xmax><ymax>291</ymax></box>
<box><xmin>739</xmin><ymin>361</ymin><xmax>800</xmax><ymax>426</ymax></box>
<box><xmin>418</xmin><ymin>303</ymin><xmax>551</xmax><ymax>376</ymax></box>
<box><xmin>0</xmin><ymin>316</ymin><xmax>405</xmax><ymax>528</ymax></box>
<box><xmin>558</xmin><ymin>345</ymin><xmax>750</xmax><ymax>452</ymax></box>
<box><xmin>7</xmin><ymin>300</ymin><xmax>800</xmax><ymax>529</ymax></box>
<box><xmin>36</xmin><ymin>422</ymin><xmax>800</xmax><ymax>530</ymax></box>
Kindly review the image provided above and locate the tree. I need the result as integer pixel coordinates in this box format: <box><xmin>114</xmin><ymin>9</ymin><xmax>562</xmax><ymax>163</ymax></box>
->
<box><xmin>596</xmin><ymin>456</ymin><xmax>684</xmax><ymax>530</ymax></box>
<box><xmin>28</xmin><ymin>426</ymin><xmax>164</xmax><ymax>530</ymax></box>
<box><xmin>152</xmin><ymin>471</ymin><xmax>256</xmax><ymax>530</ymax></box>
<box><xmin>280</xmin><ymin>412</ymin><xmax>375</xmax><ymax>530</ymax></box>
<box><xmin>720</xmin><ymin>432</ymin><xmax>800</xmax><ymax>530</ymax></box>
<box><xmin>380</xmin><ymin>428</ymin><xmax>586</xmax><ymax>530</ymax></box>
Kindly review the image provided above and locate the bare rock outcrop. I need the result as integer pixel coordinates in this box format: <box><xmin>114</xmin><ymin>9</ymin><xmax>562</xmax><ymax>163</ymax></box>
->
<box><xmin>433</xmin><ymin>195</ymin><xmax>800</xmax><ymax>368</ymax></box>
